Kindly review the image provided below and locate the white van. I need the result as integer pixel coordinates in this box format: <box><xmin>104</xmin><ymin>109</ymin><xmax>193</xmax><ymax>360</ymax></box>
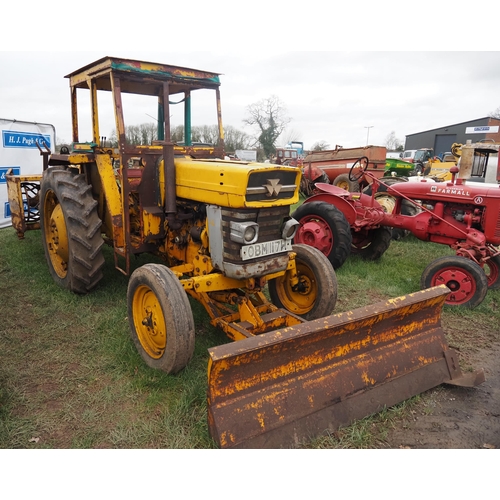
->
<box><xmin>402</xmin><ymin>150</ymin><xmax>417</xmax><ymax>162</ymax></box>
<box><xmin>386</xmin><ymin>151</ymin><xmax>403</xmax><ymax>160</ymax></box>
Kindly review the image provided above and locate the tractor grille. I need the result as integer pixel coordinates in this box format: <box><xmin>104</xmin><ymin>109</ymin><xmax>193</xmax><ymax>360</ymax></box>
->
<box><xmin>221</xmin><ymin>206</ymin><xmax>290</xmax><ymax>264</ymax></box>
<box><xmin>245</xmin><ymin>170</ymin><xmax>298</xmax><ymax>202</ymax></box>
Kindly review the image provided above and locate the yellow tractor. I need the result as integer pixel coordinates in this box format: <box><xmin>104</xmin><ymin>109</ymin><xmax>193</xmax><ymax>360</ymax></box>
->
<box><xmin>6</xmin><ymin>57</ymin><xmax>484</xmax><ymax>448</ymax></box>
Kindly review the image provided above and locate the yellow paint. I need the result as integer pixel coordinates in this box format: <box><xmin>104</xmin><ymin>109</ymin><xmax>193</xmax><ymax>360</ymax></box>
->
<box><xmin>158</xmin><ymin>157</ymin><xmax>301</xmax><ymax>209</ymax></box>
<box><xmin>95</xmin><ymin>155</ymin><xmax>124</xmax><ymax>247</ymax></box>
<box><xmin>142</xmin><ymin>208</ymin><xmax>162</xmax><ymax>236</ymax></box>
<box><xmin>361</xmin><ymin>371</ymin><xmax>376</xmax><ymax>385</ymax></box>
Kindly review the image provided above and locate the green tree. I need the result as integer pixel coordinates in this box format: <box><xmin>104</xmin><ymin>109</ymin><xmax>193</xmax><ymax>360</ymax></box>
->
<box><xmin>243</xmin><ymin>95</ymin><xmax>291</xmax><ymax>159</ymax></box>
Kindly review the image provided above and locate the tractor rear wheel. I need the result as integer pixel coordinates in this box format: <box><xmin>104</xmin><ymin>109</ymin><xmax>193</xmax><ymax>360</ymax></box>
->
<box><xmin>351</xmin><ymin>226</ymin><xmax>392</xmax><ymax>261</ymax></box>
<box><xmin>292</xmin><ymin>201</ymin><xmax>352</xmax><ymax>269</ymax></box>
<box><xmin>40</xmin><ymin>167</ymin><xmax>105</xmax><ymax>294</ymax></box>
<box><xmin>128</xmin><ymin>263</ymin><xmax>195</xmax><ymax>374</ymax></box>
<box><xmin>420</xmin><ymin>256</ymin><xmax>488</xmax><ymax>308</ymax></box>
<box><xmin>484</xmin><ymin>254</ymin><xmax>500</xmax><ymax>289</ymax></box>
<box><xmin>363</xmin><ymin>177</ymin><xmax>417</xmax><ymax>240</ymax></box>
<box><xmin>268</xmin><ymin>244</ymin><xmax>337</xmax><ymax>320</ymax></box>
<box><xmin>333</xmin><ymin>174</ymin><xmax>360</xmax><ymax>193</ymax></box>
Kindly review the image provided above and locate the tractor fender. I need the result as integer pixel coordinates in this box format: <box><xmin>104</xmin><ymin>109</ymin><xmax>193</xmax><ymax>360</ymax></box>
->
<box><xmin>303</xmin><ymin>188</ymin><xmax>384</xmax><ymax>226</ymax></box>
<box><xmin>303</xmin><ymin>192</ymin><xmax>358</xmax><ymax>225</ymax></box>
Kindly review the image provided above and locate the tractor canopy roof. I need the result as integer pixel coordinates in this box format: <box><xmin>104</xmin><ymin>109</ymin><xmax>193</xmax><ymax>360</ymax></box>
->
<box><xmin>65</xmin><ymin>56</ymin><xmax>222</xmax><ymax>96</ymax></box>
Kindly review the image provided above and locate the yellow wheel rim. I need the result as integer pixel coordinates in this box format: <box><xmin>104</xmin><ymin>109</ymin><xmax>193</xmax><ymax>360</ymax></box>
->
<box><xmin>132</xmin><ymin>285</ymin><xmax>166</xmax><ymax>359</ymax></box>
<box><xmin>336</xmin><ymin>180</ymin><xmax>350</xmax><ymax>191</ymax></box>
<box><xmin>44</xmin><ymin>193</ymin><xmax>69</xmax><ymax>279</ymax></box>
<box><xmin>275</xmin><ymin>262</ymin><xmax>317</xmax><ymax>315</ymax></box>
<box><xmin>374</xmin><ymin>194</ymin><xmax>397</xmax><ymax>214</ymax></box>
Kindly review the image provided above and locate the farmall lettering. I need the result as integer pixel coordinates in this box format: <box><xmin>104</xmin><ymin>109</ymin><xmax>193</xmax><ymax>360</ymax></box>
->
<box><xmin>430</xmin><ymin>185</ymin><xmax>471</xmax><ymax>197</ymax></box>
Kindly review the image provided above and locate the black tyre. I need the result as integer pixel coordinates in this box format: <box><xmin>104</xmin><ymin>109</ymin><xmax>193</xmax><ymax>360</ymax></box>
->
<box><xmin>350</xmin><ymin>226</ymin><xmax>392</xmax><ymax>261</ymax></box>
<box><xmin>333</xmin><ymin>174</ymin><xmax>360</xmax><ymax>193</ymax></box>
<box><xmin>484</xmin><ymin>254</ymin><xmax>500</xmax><ymax>290</ymax></box>
<box><xmin>40</xmin><ymin>167</ymin><xmax>105</xmax><ymax>294</ymax></box>
<box><xmin>128</xmin><ymin>263</ymin><xmax>195</xmax><ymax>374</ymax></box>
<box><xmin>391</xmin><ymin>201</ymin><xmax>419</xmax><ymax>240</ymax></box>
<box><xmin>292</xmin><ymin>201</ymin><xmax>353</xmax><ymax>269</ymax></box>
<box><xmin>268</xmin><ymin>244</ymin><xmax>337</xmax><ymax>320</ymax></box>
<box><xmin>414</xmin><ymin>163</ymin><xmax>424</xmax><ymax>175</ymax></box>
<box><xmin>420</xmin><ymin>256</ymin><xmax>488</xmax><ymax>308</ymax></box>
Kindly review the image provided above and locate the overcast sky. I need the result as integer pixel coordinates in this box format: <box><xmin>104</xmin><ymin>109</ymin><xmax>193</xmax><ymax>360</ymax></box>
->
<box><xmin>2</xmin><ymin>3</ymin><xmax>500</xmax><ymax>152</ymax></box>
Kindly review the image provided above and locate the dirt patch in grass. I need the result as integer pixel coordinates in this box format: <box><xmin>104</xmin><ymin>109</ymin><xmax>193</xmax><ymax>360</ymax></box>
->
<box><xmin>381</xmin><ymin>342</ymin><xmax>500</xmax><ymax>449</ymax></box>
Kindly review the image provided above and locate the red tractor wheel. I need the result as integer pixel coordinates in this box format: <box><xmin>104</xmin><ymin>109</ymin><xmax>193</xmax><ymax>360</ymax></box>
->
<box><xmin>420</xmin><ymin>256</ymin><xmax>488</xmax><ymax>308</ymax></box>
<box><xmin>484</xmin><ymin>255</ymin><xmax>500</xmax><ymax>290</ymax></box>
<box><xmin>292</xmin><ymin>201</ymin><xmax>352</xmax><ymax>269</ymax></box>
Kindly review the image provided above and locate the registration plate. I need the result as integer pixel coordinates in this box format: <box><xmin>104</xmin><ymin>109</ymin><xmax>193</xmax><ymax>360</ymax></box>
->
<box><xmin>240</xmin><ymin>239</ymin><xmax>292</xmax><ymax>261</ymax></box>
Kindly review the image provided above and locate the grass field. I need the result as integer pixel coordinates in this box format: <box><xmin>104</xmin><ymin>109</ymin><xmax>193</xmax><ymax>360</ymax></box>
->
<box><xmin>0</xmin><ymin>225</ymin><xmax>499</xmax><ymax>449</ymax></box>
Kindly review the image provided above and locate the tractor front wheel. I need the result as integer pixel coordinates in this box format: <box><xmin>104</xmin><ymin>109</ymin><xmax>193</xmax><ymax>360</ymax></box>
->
<box><xmin>420</xmin><ymin>256</ymin><xmax>488</xmax><ymax>308</ymax></box>
<box><xmin>292</xmin><ymin>201</ymin><xmax>352</xmax><ymax>269</ymax></box>
<box><xmin>128</xmin><ymin>264</ymin><xmax>195</xmax><ymax>374</ymax></box>
<box><xmin>40</xmin><ymin>167</ymin><xmax>105</xmax><ymax>293</ymax></box>
<box><xmin>268</xmin><ymin>244</ymin><xmax>337</xmax><ymax>320</ymax></box>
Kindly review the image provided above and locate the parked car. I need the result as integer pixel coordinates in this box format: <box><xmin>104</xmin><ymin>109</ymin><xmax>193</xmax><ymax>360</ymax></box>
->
<box><xmin>386</xmin><ymin>151</ymin><xmax>403</xmax><ymax>160</ymax></box>
<box><xmin>401</xmin><ymin>149</ymin><xmax>417</xmax><ymax>162</ymax></box>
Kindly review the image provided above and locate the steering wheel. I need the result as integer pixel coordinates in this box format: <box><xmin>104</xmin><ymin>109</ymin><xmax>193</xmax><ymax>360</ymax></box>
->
<box><xmin>349</xmin><ymin>156</ymin><xmax>369</xmax><ymax>182</ymax></box>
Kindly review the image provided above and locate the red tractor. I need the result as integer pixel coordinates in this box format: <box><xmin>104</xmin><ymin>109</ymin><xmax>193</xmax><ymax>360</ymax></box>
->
<box><xmin>292</xmin><ymin>142</ymin><xmax>500</xmax><ymax>308</ymax></box>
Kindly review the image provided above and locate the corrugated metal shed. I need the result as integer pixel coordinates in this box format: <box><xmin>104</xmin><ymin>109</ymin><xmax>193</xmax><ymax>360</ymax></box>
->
<box><xmin>405</xmin><ymin>117</ymin><xmax>500</xmax><ymax>156</ymax></box>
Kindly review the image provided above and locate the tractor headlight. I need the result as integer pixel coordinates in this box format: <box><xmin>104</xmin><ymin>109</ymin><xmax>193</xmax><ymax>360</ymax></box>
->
<box><xmin>282</xmin><ymin>217</ymin><xmax>299</xmax><ymax>240</ymax></box>
<box><xmin>230</xmin><ymin>221</ymin><xmax>259</xmax><ymax>245</ymax></box>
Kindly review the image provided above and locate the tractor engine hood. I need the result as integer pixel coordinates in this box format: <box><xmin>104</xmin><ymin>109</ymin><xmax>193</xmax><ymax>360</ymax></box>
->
<box><xmin>172</xmin><ymin>158</ymin><xmax>301</xmax><ymax>209</ymax></box>
<box><xmin>388</xmin><ymin>178</ymin><xmax>500</xmax><ymax>203</ymax></box>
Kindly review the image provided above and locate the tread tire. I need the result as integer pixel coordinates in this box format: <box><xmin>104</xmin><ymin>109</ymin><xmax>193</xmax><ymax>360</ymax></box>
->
<box><xmin>484</xmin><ymin>254</ymin><xmax>500</xmax><ymax>290</ymax></box>
<box><xmin>127</xmin><ymin>264</ymin><xmax>195</xmax><ymax>374</ymax></box>
<box><xmin>333</xmin><ymin>173</ymin><xmax>360</xmax><ymax>193</ymax></box>
<box><xmin>351</xmin><ymin>226</ymin><xmax>392</xmax><ymax>261</ymax></box>
<box><xmin>420</xmin><ymin>256</ymin><xmax>488</xmax><ymax>308</ymax></box>
<box><xmin>268</xmin><ymin>244</ymin><xmax>337</xmax><ymax>320</ymax></box>
<box><xmin>292</xmin><ymin>201</ymin><xmax>352</xmax><ymax>269</ymax></box>
<box><xmin>40</xmin><ymin>167</ymin><xmax>105</xmax><ymax>294</ymax></box>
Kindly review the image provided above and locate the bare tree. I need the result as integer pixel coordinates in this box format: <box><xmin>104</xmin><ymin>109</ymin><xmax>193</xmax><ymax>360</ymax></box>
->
<box><xmin>281</xmin><ymin>128</ymin><xmax>302</xmax><ymax>147</ymax></box>
<box><xmin>311</xmin><ymin>140</ymin><xmax>330</xmax><ymax>151</ymax></box>
<box><xmin>384</xmin><ymin>131</ymin><xmax>404</xmax><ymax>151</ymax></box>
<box><xmin>224</xmin><ymin>125</ymin><xmax>252</xmax><ymax>152</ymax></box>
<box><xmin>109</xmin><ymin>122</ymin><xmax>158</xmax><ymax>146</ymax></box>
<box><xmin>243</xmin><ymin>95</ymin><xmax>291</xmax><ymax>159</ymax></box>
<box><xmin>489</xmin><ymin>106</ymin><xmax>500</xmax><ymax>119</ymax></box>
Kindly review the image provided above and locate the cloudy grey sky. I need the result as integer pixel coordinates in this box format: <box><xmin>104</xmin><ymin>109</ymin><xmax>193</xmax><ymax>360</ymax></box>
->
<box><xmin>2</xmin><ymin>2</ymin><xmax>500</xmax><ymax>152</ymax></box>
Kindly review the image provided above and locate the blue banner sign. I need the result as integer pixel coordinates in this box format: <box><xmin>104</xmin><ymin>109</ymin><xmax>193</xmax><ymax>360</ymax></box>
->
<box><xmin>0</xmin><ymin>166</ymin><xmax>21</xmax><ymax>184</ymax></box>
<box><xmin>2</xmin><ymin>130</ymin><xmax>52</xmax><ymax>149</ymax></box>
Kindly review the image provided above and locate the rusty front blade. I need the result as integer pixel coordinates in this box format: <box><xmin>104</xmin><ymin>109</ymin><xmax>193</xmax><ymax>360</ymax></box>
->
<box><xmin>207</xmin><ymin>285</ymin><xmax>484</xmax><ymax>449</ymax></box>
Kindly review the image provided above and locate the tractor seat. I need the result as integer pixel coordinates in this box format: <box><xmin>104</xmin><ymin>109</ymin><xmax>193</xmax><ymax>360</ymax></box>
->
<box><xmin>315</xmin><ymin>182</ymin><xmax>351</xmax><ymax>197</ymax></box>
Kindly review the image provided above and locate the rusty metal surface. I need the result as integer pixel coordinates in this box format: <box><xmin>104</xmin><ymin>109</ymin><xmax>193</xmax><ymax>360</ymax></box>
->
<box><xmin>6</xmin><ymin>171</ymin><xmax>42</xmax><ymax>238</ymax></box>
<box><xmin>207</xmin><ymin>285</ymin><xmax>484</xmax><ymax>448</ymax></box>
